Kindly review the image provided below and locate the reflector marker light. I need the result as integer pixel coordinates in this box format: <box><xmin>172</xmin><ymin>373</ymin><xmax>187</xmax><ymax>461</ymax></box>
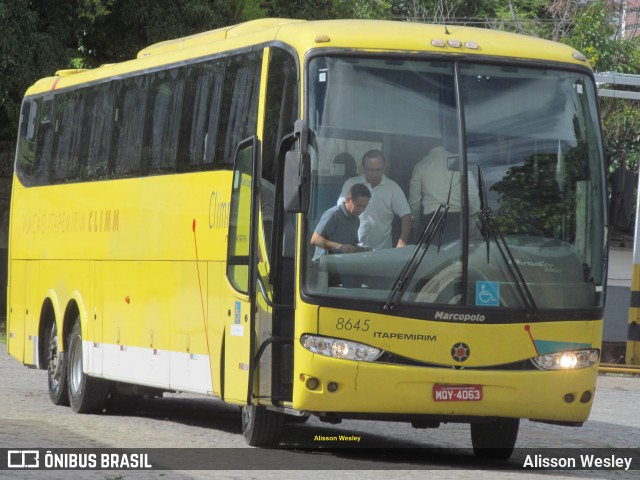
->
<box><xmin>431</xmin><ymin>39</ymin><xmax>479</xmax><ymax>50</ymax></box>
<box><xmin>573</xmin><ymin>52</ymin><xmax>587</xmax><ymax>62</ymax></box>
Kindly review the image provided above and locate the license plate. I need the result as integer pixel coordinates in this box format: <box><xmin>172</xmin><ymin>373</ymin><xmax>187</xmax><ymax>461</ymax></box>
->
<box><xmin>433</xmin><ymin>384</ymin><xmax>483</xmax><ymax>402</ymax></box>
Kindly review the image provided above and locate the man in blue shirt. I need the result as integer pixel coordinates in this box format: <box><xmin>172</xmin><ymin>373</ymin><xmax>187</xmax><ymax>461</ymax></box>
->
<box><xmin>339</xmin><ymin>150</ymin><xmax>411</xmax><ymax>250</ymax></box>
<box><xmin>311</xmin><ymin>183</ymin><xmax>371</xmax><ymax>261</ymax></box>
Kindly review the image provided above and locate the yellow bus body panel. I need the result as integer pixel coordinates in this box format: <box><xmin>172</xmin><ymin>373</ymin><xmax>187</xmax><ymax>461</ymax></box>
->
<box><xmin>293</xmin><ymin>349</ymin><xmax>597</xmax><ymax>422</ymax></box>
<box><xmin>292</xmin><ymin>305</ymin><xmax>601</xmax><ymax>421</ymax></box>
<box><xmin>8</xmin><ymin>170</ymin><xmax>234</xmax><ymax>393</ymax></box>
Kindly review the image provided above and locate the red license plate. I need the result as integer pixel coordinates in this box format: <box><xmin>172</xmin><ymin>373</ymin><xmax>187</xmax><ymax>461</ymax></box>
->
<box><xmin>433</xmin><ymin>384</ymin><xmax>483</xmax><ymax>402</ymax></box>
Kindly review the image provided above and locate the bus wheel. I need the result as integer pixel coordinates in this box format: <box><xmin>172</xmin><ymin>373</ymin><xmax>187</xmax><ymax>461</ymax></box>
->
<box><xmin>67</xmin><ymin>319</ymin><xmax>110</xmax><ymax>413</ymax></box>
<box><xmin>471</xmin><ymin>418</ymin><xmax>519</xmax><ymax>460</ymax></box>
<box><xmin>241</xmin><ymin>404</ymin><xmax>285</xmax><ymax>447</ymax></box>
<box><xmin>46</xmin><ymin>321</ymin><xmax>69</xmax><ymax>406</ymax></box>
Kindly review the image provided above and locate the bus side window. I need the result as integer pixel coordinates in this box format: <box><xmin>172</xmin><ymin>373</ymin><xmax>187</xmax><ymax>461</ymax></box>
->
<box><xmin>52</xmin><ymin>90</ymin><xmax>85</xmax><ymax>183</ymax></box>
<box><xmin>178</xmin><ymin>60</ymin><xmax>225</xmax><ymax>171</ymax></box>
<box><xmin>149</xmin><ymin>68</ymin><xmax>184</xmax><ymax>174</ymax></box>
<box><xmin>16</xmin><ymin>100</ymin><xmax>37</xmax><ymax>182</ymax></box>
<box><xmin>19</xmin><ymin>100</ymin><xmax>36</xmax><ymax>140</ymax></box>
<box><xmin>215</xmin><ymin>52</ymin><xmax>262</xmax><ymax>166</ymax></box>
<box><xmin>83</xmin><ymin>83</ymin><xmax>115</xmax><ymax>181</ymax></box>
<box><xmin>113</xmin><ymin>75</ymin><xmax>148</xmax><ymax>177</ymax></box>
<box><xmin>33</xmin><ymin>96</ymin><xmax>55</xmax><ymax>184</ymax></box>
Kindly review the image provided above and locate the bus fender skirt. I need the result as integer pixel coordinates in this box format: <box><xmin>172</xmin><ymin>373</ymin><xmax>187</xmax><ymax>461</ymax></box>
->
<box><xmin>40</xmin><ymin>289</ymin><xmax>64</xmax><ymax>362</ymax></box>
<box><xmin>68</xmin><ymin>290</ymin><xmax>90</xmax><ymax>347</ymax></box>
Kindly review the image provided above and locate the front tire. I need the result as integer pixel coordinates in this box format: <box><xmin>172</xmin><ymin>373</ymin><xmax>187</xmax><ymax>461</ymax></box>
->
<box><xmin>67</xmin><ymin>319</ymin><xmax>110</xmax><ymax>413</ymax></box>
<box><xmin>46</xmin><ymin>321</ymin><xmax>69</xmax><ymax>406</ymax></box>
<box><xmin>471</xmin><ymin>418</ymin><xmax>519</xmax><ymax>460</ymax></box>
<box><xmin>241</xmin><ymin>404</ymin><xmax>285</xmax><ymax>447</ymax></box>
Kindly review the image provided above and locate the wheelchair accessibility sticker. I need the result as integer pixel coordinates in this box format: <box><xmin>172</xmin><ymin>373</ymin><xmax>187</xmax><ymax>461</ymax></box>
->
<box><xmin>476</xmin><ymin>281</ymin><xmax>499</xmax><ymax>306</ymax></box>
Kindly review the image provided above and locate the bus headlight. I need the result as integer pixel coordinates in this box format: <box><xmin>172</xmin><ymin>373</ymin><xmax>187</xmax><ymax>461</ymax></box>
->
<box><xmin>301</xmin><ymin>335</ymin><xmax>383</xmax><ymax>362</ymax></box>
<box><xmin>532</xmin><ymin>349</ymin><xmax>599</xmax><ymax>370</ymax></box>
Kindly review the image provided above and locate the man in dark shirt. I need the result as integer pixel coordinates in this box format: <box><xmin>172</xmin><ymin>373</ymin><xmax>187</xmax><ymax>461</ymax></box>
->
<box><xmin>311</xmin><ymin>183</ymin><xmax>371</xmax><ymax>261</ymax></box>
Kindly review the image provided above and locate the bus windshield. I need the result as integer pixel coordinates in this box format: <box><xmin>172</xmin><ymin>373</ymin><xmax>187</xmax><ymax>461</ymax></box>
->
<box><xmin>303</xmin><ymin>56</ymin><xmax>606</xmax><ymax>314</ymax></box>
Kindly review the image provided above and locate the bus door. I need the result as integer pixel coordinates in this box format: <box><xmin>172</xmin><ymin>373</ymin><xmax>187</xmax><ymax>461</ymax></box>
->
<box><xmin>224</xmin><ymin>137</ymin><xmax>260</xmax><ymax>403</ymax></box>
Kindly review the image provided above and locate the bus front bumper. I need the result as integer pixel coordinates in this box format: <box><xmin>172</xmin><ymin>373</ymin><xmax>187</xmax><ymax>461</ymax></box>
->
<box><xmin>291</xmin><ymin>352</ymin><xmax>597</xmax><ymax>424</ymax></box>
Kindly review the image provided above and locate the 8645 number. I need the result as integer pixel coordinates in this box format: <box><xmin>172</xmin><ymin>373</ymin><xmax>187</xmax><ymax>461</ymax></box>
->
<box><xmin>335</xmin><ymin>317</ymin><xmax>370</xmax><ymax>332</ymax></box>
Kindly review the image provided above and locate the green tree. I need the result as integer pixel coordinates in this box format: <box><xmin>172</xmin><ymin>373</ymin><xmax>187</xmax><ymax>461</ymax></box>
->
<box><xmin>492</xmin><ymin>0</ymin><xmax>557</xmax><ymax>37</ymax></box>
<box><xmin>333</xmin><ymin>0</ymin><xmax>393</xmax><ymax>19</ymax></box>
<box><xmin>0</xmin><ymin>0</ymin><xmax>266</xmax><ymax>140</ymax></box>
<box><xmin>563</xmin><ymin>1</ymin><xmax>639</xmax><ymax>73</ymax></box>
<box><xmin>602</xmin><ymin>102</ymin><xmax>640</xmax><ymax>171</ymax></box>
<box><xmin>390</xmin><ymin>0</ymin><xmax>497</xmax><ymax>24</ymax></box>
<box><xmin>562</xmin><ymin>1</ymin><xmax>640</xmax><ymax>172</ymax></box>
<box><xmin>77</xmin><ymin>0</ymin><xmax>265</xmax><ymax>65</ymax></box>
<box><xmin>261</xmin><ymin>0</ymin><xmax>334</xmax><ymax>19</ymax></box>
<box><xmin>0</xmin><ymin>1</ymin><xmax>77</xmax><ymax>140</ymax></box>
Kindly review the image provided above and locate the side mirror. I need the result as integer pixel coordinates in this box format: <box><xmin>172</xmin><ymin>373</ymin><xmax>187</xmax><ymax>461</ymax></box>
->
<box><xmin>283</xmin><ymin>120</ymin><xmax>311</xmax><ymax>213</ymax></box>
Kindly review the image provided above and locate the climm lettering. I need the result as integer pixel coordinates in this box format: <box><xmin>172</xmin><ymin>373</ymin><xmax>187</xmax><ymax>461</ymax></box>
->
<box><xmin>22</xmin><ymin>209</ymin><xmax>120</xmax><ymax>235</ymax></box>
<box><xmin>88</xmin><ymin>209</ymin><xmax>119</xmax><ymax>232</ymax></box>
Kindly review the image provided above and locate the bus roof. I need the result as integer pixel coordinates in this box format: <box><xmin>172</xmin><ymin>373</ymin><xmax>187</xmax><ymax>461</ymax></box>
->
<box><xmin>24</xmin><ymin>18</ymin><xmax>590</xmax><ymax>96</ymax></box>
<box><xmin>136</xmin><ymin>18</ymin><xmax>305</xmax><ymax>58</ymax></box>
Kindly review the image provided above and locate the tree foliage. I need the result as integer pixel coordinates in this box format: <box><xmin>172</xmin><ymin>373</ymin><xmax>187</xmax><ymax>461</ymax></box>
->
<box><xmin>602</xmin><ymin>101</ymin><xmax>640</xmax><ymax>170</ymax></box>
<box><xmin>563</xmin><ymin>1</ymin><xmax>640</xmax><ymax>73</ymax></box>
<box><xmin>3</xmin><ymin>0</ymin><xmax>640</xmax><ymax>160</ymax></box>
<box><xmin>76</xmin><ymin>0</ymin><xmax>261</xmax><ymax>65</ymax></box>
<box><xmin>561</xmin><ymin>1</ymin><xmax>640</xmax><ymax>172</ymax></box>
<box><xmin>491</xmin><ymin>150</ymin><xmax>580</xmax><ymax>238</ymax></box>
<box><xmin>0</xmin><ymin>1</ymin><xmax>76</xmax><ymax>139</ymax></box>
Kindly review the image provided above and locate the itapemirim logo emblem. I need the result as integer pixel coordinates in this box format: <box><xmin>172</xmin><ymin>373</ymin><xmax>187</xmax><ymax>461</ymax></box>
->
<box><xmin>451</xmin><ymin>342</ymin><xmax>471</xmax><ymax>362</ymax></box>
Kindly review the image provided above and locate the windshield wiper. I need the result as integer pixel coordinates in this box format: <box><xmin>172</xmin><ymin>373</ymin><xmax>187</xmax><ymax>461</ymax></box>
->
<box><xmin>476</xmin><ymin>166</ymin><xmax>537</xmax><ymax>317</ymax></box>
<box><xmin>477</xmin><ymin>165</ymin><xmax>491</xmax><ymax>262</ymax></box>
<box><xmin>383</xmin><ymin>204</ymin><xmax>449</xmax><ymax>311</ymax></box>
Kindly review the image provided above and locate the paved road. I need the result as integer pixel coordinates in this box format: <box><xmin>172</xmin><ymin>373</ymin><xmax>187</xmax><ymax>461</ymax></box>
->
<box><xmin>0</xmin><ymin>344</ymin><xmax>639</xmax><ymax>479</ymax></box>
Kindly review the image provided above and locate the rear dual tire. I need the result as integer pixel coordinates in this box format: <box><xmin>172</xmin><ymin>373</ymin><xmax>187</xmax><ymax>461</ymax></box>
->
<box><xmin>67</xmin><ymin>318</ymin><xmax>110</xmax><ymax>413</ymax></box>
<box><xmin>46</xmin><ymin>321</ymin><xmax>69</xmax><ymax>406</ymax></box>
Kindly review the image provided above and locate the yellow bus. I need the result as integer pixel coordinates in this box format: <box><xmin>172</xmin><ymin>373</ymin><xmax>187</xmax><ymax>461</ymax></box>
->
<box><xmin>7</xmin><ymin>18</ymin><xmax>607</xmax><ymax>459</ymax></box>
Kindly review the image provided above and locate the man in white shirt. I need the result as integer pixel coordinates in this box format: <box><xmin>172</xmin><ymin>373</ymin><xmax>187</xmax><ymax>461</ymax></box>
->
<box><xmin>408</xmin><ymin>146</ymin><xmax>480</xmax><ymax>242</ymax></box>
<box><xmin>339</xmin><ymin>150</ymin><xmax>411</xmax><ymax>251</ymax></box>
